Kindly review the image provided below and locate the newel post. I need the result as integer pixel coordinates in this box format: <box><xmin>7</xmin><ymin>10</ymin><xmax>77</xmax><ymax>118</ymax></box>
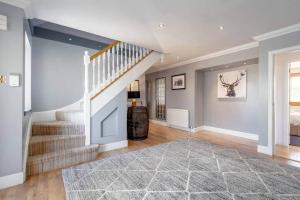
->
<box><xmin>84</xmin><ymin>51</ymin><xmax>91</xmax><ymax>145</ymax></box>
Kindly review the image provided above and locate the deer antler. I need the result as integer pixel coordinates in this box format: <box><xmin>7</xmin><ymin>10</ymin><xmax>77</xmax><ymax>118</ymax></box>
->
<box><xmin>219</xmin><ymin>74</ymin><xmax>230</xmax><ymax>87</ymax></box>
<box><xmin>232</xmin><ymin>72</ymin><xmax>245</xmax><ymax>86</ymax></box>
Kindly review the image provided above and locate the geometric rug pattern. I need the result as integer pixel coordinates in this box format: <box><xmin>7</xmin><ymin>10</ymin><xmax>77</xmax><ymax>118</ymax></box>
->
<box><xmin>62</xmin><ymin>138</ymin><xmax>300</xmax><ymax>200</ymax></box>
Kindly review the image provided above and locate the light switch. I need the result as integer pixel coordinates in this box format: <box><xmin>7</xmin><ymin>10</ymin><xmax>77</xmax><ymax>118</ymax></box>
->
<box><xmin>0</xmin><ymin>15</ymin><xmax>7</xmax><ymax>31</ymax></box>
<box><xmin>9</xmin><ymin>74</ymin><xmax>20</xmax><ymax>87</ymax></box>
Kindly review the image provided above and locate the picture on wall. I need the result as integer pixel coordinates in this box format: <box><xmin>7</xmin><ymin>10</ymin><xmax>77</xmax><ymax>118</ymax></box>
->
<box><xmin>217</xmin><ymin>70</ymin><xmax>246</xmax><ymax>98</ymax></box>
<box><xmin>171</xmin><ymin>74</ymin><xmax>186</xmax><ymax>90</ymax></box>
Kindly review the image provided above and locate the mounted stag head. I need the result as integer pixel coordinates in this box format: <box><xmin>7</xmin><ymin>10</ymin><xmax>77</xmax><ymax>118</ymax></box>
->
<box><xmin>219</xmin><ymin>72</ymin><xmax>245</xmax><ymax>97</ymax></box>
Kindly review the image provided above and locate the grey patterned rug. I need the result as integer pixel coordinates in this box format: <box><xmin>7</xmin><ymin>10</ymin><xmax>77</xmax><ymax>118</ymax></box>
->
<box><xmin>62</xmin><ymin>138</ymin><xmax>300</xmax><ymax>200</ymax></box>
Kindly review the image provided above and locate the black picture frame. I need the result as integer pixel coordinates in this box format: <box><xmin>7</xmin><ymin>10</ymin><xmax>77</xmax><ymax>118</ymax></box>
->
<box><xmin>171</xmin><ymin>74</ymin><xmax>186</xmax><ymax>90</ymax></box>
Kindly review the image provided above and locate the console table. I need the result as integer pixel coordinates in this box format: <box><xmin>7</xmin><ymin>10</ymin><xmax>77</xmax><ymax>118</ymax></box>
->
<box><xmin>127</xmin><ymin>106</ymin><xmax>149</xmax><ymax>140</ymax></box>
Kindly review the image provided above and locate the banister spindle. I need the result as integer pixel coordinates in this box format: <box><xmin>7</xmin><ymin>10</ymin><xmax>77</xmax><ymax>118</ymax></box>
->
<box><xmin>139</xmin><ymin>47</ymin><xmax>142</xmax><ymax>60</ymax></box>
<box><xmin>124</xmin><ymin>43</ymin><xmax>128</xmax><ymax>71</ymax></box>
<box><xmin>142</xmin><ymin>48</ymin><xmax>146</xmax><ymax>57</ymax></box>
<box><xmin>120</xmin><ymin>42</ymin><xmax>123</xmax><ymax>73</ymax></box>
<box><xmin>135</xmin><ymin>46</ymin><xmax>139</xmax><ymax>63</ymax></box>
<box><xmin>112</xmin><ymin>46</ymin><xmax>115</xmax><ymax>79</ymax></box>
<box><xmin>129</xmin><ymin>44</ymin><xmax>132</xmax><ymax>68</ymax></box>
<box><xmin>97</xmin><ymin>56</ymin><xmax>101</xmax><ymax>88</ymax></box>
<box><xmin>84</xmin><ymin>51</ymin><xmax>90</xmax><ymax>94</ymax></box>
<box><xmin>116</xmin><ymin>43</ymin><xmax>120</xmax><ymax>75</ymax></box>
<box><xmin>102</xmin><ymin>52</ymin><xmax>106</xmax><ymax>85</ymax></box>
<box><xmin>107</xmin><ymin>49</ymin><xmax>111</xmax><ymax>81</ymax></box>
<box><xmin>92</xmin><ymin>59</ymin><xmax>96</xmax><ymax>91</ymax></box>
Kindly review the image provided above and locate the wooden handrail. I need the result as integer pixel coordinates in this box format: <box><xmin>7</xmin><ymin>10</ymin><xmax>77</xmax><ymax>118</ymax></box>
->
<box><xmin>90</xmin><ymin>50</ymin><xmax>153</xmax><ymax>100</ymax></box>
<box><xmin>90</xmin><ymin>40</ymin><xmax>120</xmax><ymax>61</ymax></box>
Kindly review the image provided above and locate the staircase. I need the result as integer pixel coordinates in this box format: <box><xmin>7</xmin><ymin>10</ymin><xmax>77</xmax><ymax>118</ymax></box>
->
<box><xmin>26</xmin><ymin>40</ymin><xmax>160</xmax><ymax>177</ymax></box>
<box><xmin>26</xmin><ymin>113</ymin><xmax>98</xmax><ymax>176</ymax></box>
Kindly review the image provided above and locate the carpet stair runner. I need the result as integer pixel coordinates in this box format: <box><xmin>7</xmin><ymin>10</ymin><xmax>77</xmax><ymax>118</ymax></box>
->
<box><xmin>26</xmin><ymin>113</ymin><xmax>98</xmax><ymax>177</ymax></box>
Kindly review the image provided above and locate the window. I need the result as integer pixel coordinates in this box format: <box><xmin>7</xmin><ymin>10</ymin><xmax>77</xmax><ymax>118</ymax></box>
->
<box><xmin>155</xmin><ymin>78</ymin><xmax>166</xmax><ymax>120</ymax></box>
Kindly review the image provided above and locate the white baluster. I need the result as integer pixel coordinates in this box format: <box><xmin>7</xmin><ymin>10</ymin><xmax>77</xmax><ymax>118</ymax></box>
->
<box><xmin>129</xmin><ymin>44</ymin><xmax>132</xmax><ymax>68</ymax></box>
<box><xmin>97</xmin><ymin>56</ymin><xmax>101</xmax><ymax>88</ymax></box>
<box><xmin>135</xmin><ymin>46</ymin><xmax>139</xmax><ymax>63</ymax></box>
<box><xmin>120</xmin><ymin>42</ymin><xmax>123</xmax><ymax>73</ymax></box>
<box><xmin>83</xmin><ymin>51</ymin><xmax>91</xmax><ymax>145</ymax></box>
<box><xmin>124</xmin><ymin>43</ymin><xmax>128</xmax><ymax>71</ymax></box>
<box><xmin>102</xmin><ymin>52</ymin><xmax>106</xmax><ymax>85</ymax></box>
<box><xmin>139</xmin><ymin>47</ymin><xmax>142</xmax><ymax>60</ymax></box>
<box><xmin>112</xmin><ymin>46</ymin><xmax>115</xmax><ymax>79</ymax></box>
<box><xmin>116</xmin><ymin>43</ymin><xmax>119</xmax><ymax>75</ymax></box>
<box><xmin>142</xmin><ymin>48</ymin><xmax>146</xmax><ymax>57</ymax></box>
<box><xmin>92</xmin><ymin>59</ymin><xmax>96</xmax><ymax>91</ymax></box>
<box><xmin>107</xmin><ymin>49</ymin><xmax>111</xmax><ymax>81</ymax></box>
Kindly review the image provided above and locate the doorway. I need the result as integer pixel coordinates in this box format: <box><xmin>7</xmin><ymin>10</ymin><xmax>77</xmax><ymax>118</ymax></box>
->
<box><xmin>274</xmin><ymin>50</ymin><xmax>300</xmax><ymax>162</ymax></box>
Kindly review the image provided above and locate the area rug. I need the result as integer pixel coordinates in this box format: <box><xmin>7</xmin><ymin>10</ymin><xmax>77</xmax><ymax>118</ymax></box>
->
<box><xmin>62</xmin><ymin>138</ymin><xmax>300</xmax><ymax>200</ymax></box>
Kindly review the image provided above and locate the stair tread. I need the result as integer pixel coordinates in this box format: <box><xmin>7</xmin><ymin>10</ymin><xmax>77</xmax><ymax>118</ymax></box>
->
<box><xmin>56</xmin><ymin>110</ymin><xmax>83</xmax><ymax>113</ymax></box>
<box><xmin>32</xmin><ymin>121</ymin><xmax>84</xmax><ymax>126</ymax></box>
<box><xmin>30</xmin><ymin>135</ymin><xmax>85</xmax><ymax>144</ymax></box>
<box><xmin>27</xmin><ymin>145</ymin><xmax>99</xmax><ymax>163</ymax></box>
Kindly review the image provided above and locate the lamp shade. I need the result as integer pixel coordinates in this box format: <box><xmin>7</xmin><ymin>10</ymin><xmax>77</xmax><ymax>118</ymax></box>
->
<box><xmin>128</xmin><ymin>91</ymin><xmax>140</xmax><ymax>99</ymax></box>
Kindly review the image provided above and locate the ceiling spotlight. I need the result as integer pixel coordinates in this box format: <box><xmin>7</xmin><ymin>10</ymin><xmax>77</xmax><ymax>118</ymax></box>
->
<box><xmin>243</xmin><ymin>62</ymin><xmax>247</xmax><ymax>65</ymax></box>
<box><xmin>68</xmin><ymin>38</ymin><xmax>72</xmax><ymax>41</ymax></box>
<box><xmin>159</xmin><ymin>22</ymin><xmax>166</xmax><ymax>29</ymax></box>
<box><xmin>219</xmin><ymin>26</ymin><xmax>224</xmax><ymax>30</ymax></box>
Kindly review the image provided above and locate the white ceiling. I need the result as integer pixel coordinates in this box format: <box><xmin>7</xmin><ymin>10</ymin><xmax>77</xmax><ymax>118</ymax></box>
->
<box><xmin>3</xmin><ymin>0</ymin><xmax>300</xmax><ymax>69</ymax></box>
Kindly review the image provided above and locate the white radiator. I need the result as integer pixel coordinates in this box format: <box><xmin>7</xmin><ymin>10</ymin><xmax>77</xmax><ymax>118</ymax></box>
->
<box><xmin>167</xmin><ymin>108</ymin><xmax>189</xmax><ymax>129</ymax></box>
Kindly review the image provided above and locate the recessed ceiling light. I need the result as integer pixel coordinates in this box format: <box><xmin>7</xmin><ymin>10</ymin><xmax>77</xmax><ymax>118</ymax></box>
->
<box><xmin>219</xmin><ymin>26</ymin><xmax>224</xmax><ymax>30</ymax></box>
<box><xmin>159</xmin><ymin>23</ymin><xmax>166</xmax><ymax>29</ymax></box>
<box><xmin>68</xmin><ymin>38</ymin><xmax>72</xmax><ymax>41</ymax></box>
<box><xmin>243</xmin><ymin>62</ymin><xmax>247</xmax><ymax>65</ymax></box>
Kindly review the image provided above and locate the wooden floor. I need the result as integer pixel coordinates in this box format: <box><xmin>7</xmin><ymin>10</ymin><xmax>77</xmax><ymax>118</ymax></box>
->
<box><xmin>1</xmin><ymin>123</ymin><xmax>300</xmax><ymax>200</ymax></box>
<box><xmin>275</xmin><ymin>144</ymin><xmax>300</xmax><ymax>162</ymax></box>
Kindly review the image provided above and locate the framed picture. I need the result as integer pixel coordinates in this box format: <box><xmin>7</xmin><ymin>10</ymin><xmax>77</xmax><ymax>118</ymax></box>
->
<box><xmin>217</xmin><ymin>70</ymin><xmax>246</xmax><ymax>99</ymax></box>
<box><xmin>129</xmin><ymin>80</ymin><xmax>139</xmax><ymax>91</ymax></box>
<box><xmin>171</xmin><ymin>74</ymin><xmax>186</xmax><ymax>90</ymax></box>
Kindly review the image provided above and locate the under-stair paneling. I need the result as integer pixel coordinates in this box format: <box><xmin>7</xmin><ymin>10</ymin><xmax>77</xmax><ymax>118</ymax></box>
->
<box><xmin>91</xmin><ymin>89</ymin><xmax>127</xmax><ymax>144</ymax></box>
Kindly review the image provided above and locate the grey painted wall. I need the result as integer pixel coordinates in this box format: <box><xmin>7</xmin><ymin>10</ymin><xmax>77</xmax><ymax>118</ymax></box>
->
<box><xmin>146</xmin><ymin>47</ymin><xmax>258</xmax><ymax>129</ymax></box>
<box><xmin>91</xmin><ymin>89</ymin><xmax>127</xmax><ymax>144</ymax></box>
<box><xmin>32</xmin><ymin>37</ymin><xmax>96</xmax><ymax>111</ymax></box>
<box><xmin>0</xmin><ymin>2</ymin><xmax>25</xmax><ymax>177</ymax></box>
<box><xmin>146</xmin><ymin>67</ymin><xmax>196</xmax><ymax>128</ymax></box>
<box><xmin>203</xmin><ymin>64</ymin><xmax>260</xmax><ymax>135</ymax></box>
<box><xmin>195</xmin><ymin>71</ymin><xmax>204</xmax><ymax>127</ymax></box>
<box><xmin>258</xmin><ymin>30</ymin><xmax>300</xmax><ymax>146</ymax></box>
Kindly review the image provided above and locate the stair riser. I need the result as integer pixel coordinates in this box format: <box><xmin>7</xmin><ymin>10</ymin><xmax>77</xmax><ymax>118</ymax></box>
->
<box><xmin>32</xmin><ymin>125</ymin><xmax>84</xmax><ymax>136</ymax></box>
<box><xmin>27</xmin><ymin>149</ymin><xmax>97</xmax><ymax>176</ymax></box>
<box><xmin>56</xmin><ymin>112</ymin><xmax>83</xmax><ymax>123</ymax></box>
<box><xmin>29</xmin><ymin>137</ymin><xmax>85</xmax><ymax>156</ymax></box>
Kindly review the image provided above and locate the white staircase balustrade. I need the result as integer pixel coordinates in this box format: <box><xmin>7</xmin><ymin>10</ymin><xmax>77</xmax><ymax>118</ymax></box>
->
<box><xmin>83</xmin><ymin>41</ymin><xmax>154</xmax><ymax>145</ymax></box>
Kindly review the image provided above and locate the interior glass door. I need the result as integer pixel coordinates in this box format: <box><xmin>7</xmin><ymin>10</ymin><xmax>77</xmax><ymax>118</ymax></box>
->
<box><xmin>155</xmin><ymin>77</ymin><xmax>166</xmax><ymax>120</ymax></box>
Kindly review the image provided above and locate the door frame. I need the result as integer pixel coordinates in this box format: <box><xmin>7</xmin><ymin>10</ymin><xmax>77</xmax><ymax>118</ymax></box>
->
<box><xmin>267</xmin><ymin>45</ymin><xmax>300</xmax><ymax>155</ymax></box>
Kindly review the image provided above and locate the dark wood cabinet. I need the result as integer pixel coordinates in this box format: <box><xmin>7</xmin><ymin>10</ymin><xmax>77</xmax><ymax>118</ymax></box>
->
<box><xmin>127</xmin><ymin>106</ymin><xmax>149</xmax><ymax>140</ymax></box>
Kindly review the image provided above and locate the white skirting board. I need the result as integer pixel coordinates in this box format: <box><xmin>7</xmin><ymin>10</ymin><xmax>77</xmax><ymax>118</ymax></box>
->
<box><xmin>257</xmin><ymin>145</ymin><xmax>273</xmax><ymax>155</ymax></box>
<box><xmin>0</xmin><ymin>172</ymin><xmax>24</xmax><ymax>190</ymax></box>
<box><xmin>191</xmin><ymin>126</ymin><xmax>258</xmax><ymax>141</ymax></box>
<box><xmin>149</xmin><ymin>119</ymin><xmax>168</xmax><ymax>127</ymax></box>
<box><xmin>98</xmin><ymin>140</ymin><xmax>128</xmax><ymax>153</ymax></box>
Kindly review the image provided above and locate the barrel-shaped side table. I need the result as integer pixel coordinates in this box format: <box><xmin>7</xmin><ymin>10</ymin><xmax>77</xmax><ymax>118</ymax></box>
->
<box><xmin>127</xmin><ymin>106</ymin><xmax>149</xmax><ymax>140</ymax></box>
